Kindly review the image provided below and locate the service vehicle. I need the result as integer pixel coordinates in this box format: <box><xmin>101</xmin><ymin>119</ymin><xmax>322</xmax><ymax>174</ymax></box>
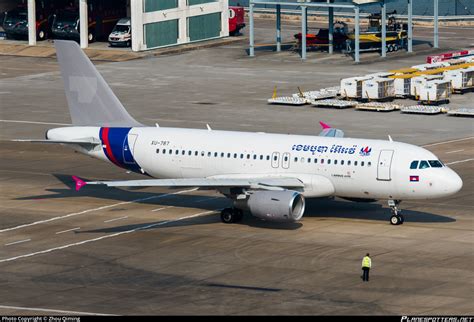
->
<box><xmin>108</xmin><ymin>17</ymin><xmax>130</xmax><ymax>47</ymax></box>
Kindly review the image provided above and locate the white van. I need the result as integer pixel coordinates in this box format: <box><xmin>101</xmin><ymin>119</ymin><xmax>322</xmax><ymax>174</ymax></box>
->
<box><xmin>108</xmin><ymin>18</ymin><xmax>131</xmax><ymax>47</ymax></box>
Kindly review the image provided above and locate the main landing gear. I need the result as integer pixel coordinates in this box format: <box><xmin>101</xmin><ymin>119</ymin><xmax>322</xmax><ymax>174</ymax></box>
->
<box><xmin>220</xmin><ymin>208</ymin><xmax>243</xmax><ymax>224</ymax></box>
<box><xmin>388</xmin><ymin>199</ymin><xmax>404</xmax><ymax>225</ymax></box>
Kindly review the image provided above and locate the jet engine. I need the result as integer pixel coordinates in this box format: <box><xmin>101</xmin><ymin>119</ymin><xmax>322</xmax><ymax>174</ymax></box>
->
<box><xmin>235</xmin><ymin>190</ymin><xmax>305</xmax><ymax>223</ymax></box>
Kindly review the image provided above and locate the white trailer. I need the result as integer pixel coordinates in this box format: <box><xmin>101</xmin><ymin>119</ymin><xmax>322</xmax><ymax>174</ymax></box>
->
<box><xmin>362</xmin><ymin>77</ymin><xmax>395</xmax><ymax>100</ymax></box>
<box><xmin>410</xmin><ymin>75</ymin><xmax>444</xmax><ymax>98</ymax></box>
<box><xmin>418</xmin><ymin>79</ymin><xmax>451</xmax><ymax>103</ymax></box>
<box><xmin>443</xmin><ymin>67</ymin><xmax>474</xmax><ymax>92</ymax></box>
<box><xmin>340</xmin><ymin>76</ymin><xmax>372</xmax><ymax>99</ymax></box>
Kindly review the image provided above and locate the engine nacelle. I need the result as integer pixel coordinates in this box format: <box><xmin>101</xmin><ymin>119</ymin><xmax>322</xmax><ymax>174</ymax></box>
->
<box><xmin>235</xmin><ymin>190</ymin><xmax>305</xmax><ymax>223</ymax></box>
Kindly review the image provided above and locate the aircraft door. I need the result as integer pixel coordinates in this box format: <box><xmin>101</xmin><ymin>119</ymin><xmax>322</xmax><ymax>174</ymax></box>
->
<box><xmin>271</xmin><ymin>152</ymin><xmax>280</xmax><ymax>168</ymax></box>
<box><xmin>282</xmin><ymin>152</ymin><xmax>290</xmax><ymax>169</ymax></box>
<box><xmin>377</xmin><ymin>149</ymin><xmax>394</xmax><ymax>181</ymax></box>
<box><xmin>123</xmin><ymin>133</ymin><xmax>138</xmax><ymax>164</ymax></box>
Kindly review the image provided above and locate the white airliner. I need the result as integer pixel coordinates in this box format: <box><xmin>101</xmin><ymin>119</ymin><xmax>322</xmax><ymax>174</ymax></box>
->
<box><xmin>17</xmin><ymin>40</ymin><xmax>463</xmax><ymax>226</ymax></box>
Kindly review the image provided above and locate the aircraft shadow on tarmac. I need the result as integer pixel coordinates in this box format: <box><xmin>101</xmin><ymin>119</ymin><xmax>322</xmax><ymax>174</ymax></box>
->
<box><xmin>16</xmin><ymin>174</ymin><xmax>455</xmax><ymax>231</ymax></box>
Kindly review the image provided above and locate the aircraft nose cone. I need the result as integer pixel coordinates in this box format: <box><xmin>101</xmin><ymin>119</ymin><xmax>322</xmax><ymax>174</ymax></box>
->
<box><xmin>445</xmin><ymin>171</ymin><xmax>463</xmax><ymax>195</ymax></box>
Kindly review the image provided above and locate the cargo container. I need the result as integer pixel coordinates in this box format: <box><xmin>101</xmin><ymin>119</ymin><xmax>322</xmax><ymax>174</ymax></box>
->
<box><xmin>362</xmin><ymin>77</ymin><xmax>395</xmax><ymax>100</ymax></box>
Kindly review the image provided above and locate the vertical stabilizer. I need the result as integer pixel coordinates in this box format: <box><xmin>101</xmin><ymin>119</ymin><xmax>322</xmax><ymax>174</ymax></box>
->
<box><xmin>55</xmin><ymin>40</ymin><xmax>142</xmax><ymax>127</ymax></box>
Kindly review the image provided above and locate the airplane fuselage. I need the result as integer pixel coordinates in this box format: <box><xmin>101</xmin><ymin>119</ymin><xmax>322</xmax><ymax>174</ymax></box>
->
<box><xmin>47</xmin><ymin>126</ymin><xmax>463</xmax><ymax>201</ymax></box>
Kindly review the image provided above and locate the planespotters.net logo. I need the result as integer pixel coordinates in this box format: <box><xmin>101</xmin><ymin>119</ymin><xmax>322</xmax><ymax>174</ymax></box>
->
<box><xmin>402</xmin><ymin>317</ymin><xmax>474</xmax><ymax>322</ymax></box>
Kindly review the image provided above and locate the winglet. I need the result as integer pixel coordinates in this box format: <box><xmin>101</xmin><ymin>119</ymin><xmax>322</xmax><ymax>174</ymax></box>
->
<box><xmin>72</xmin><ymin>176</ymin><xmax>87</xmax><ymax>191</ymax></box>
<box><xmin>319</xmin><ymin>121</ymin><xmax>331</xmax><ymax>130</ymax></box>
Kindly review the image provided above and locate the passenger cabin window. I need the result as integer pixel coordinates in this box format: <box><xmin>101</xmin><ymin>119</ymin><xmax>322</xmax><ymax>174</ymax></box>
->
<box><xmin>348</xmin><ymin>160</ymin><xmax>351</xmax><ymax>166</ymax></box>
<box><xmin>328</xmin><ymin>159</ymin><xmax>331</xmax><ymax>165</ymax></box>
<box><xmin>266</xmin><ymin>155</ymin><xmax>270</xmax><ymax>161</ymax></box>
<box><xmin>429</xmin><ymin>160</ymin><xmax>443</xmax><ymax>168</ymax></box>
<box><xmin>368</xmin><ymin>161</ymin><xmax>371</xmax><ymax>167</ymax></box>
<box><xmin>334</xmin><ymin>160</ymin><xmax>338</xmax><ymax>165</ymax></box>
<box><xmin>361</xmin><ymin>161</ymin><xmax>364</xmax><ymax>166</ymax></box>
<box><xmin>188</xmin><ymin>151</ymin><xmax>192</xmax><ymax>156</ymax></box>
<box><xmin>294</xmin><ymin>157</ymin><xmax>298</xmax><ymax>162</ymax></box>
<box><xmin>419</xmin><ymin>160</ymin><xmax>430</xmax><ymax>169</ymax></box>
<box><xmin>354</xmin><ymin>161</ymin><xmax>358</xmax><ymax>166</ymax></box>
<box><xmin>341</xmin><ymin>160</ymin><xmax>344</xmax><ymax>165</ymax></box>
<box><xmin>314</xmin><ymin>158</ymin><xmax>318</xmax><ymax>163</ymax></box>
<box><xmin>260</xmin><ymin>155</ymin><xmax>263</xmax><ymax>160</ymax></box>
<box><xmin>156</xmin><ymin>149</ymin><xmax>160</xmax><ymax>154</ymax></box>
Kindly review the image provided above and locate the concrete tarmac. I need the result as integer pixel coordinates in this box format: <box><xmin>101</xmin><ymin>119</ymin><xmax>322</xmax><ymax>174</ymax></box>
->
<box><xmin>0</xmin><ymin>20</ymin><xmax>473</xmax><ymax>315</ymax></box>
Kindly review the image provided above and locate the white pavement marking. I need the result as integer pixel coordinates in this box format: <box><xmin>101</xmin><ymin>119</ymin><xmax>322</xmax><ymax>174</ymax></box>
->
<box><xmin>0</xmin><ymin>188</ymin><xmax>197</xmax><ymax>234</ymax></box>
<box><xmin>104</xmin><ymin>216</ymin><xmax>128</xmax><ymax>223</ymax></box>
<box><xmin>0</xmin><ymin>209</ymin><xmax>220</xmax><ymax>263</ymax></box>
<box><xmin>55</xmin><ymin>227</ymin><xmax>80</xmax><ymax>235</ymax></box>
<box><xmin>5</xmin><ymin>239</ymin><xmax>31</xmax><ymax>246</ymax></box>
<box><xmin>151</xmin><ymin>205</ymin><xmax>175</xmax><ymax>212</ymax></box>
<box><xmin>422</xmin><ymin>137</ymin><xmax>473</xmax><ymax>148</ymax></box>
<box><xmin>0</xmin><ymin>119</ymin><xmax>71</xmax><ymax>126</ymax></box>
<box><xmin>0</xmin><ymin>304</ymin><xmax>114</xmax><ymax>316</ymax></box>
<box><xmin>446</xmin><ymin>149</ymin><xmax>465</xmax><ymax>154</ymax></box>
<box><xmin>445</xmin><ymin>159</ymin><xmax>474</xmax><ymax>166</ymax></box>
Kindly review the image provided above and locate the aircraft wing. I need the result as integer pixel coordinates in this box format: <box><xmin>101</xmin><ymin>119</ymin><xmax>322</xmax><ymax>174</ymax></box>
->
<box><xmin>76</xmin><ymin>176</ymin><xmax>304</xmax><ymax>191</ymax></box>
<box><xmin>318</xmin><ymin>121</ymin><xmax>344</xmax><ymax>138</ymax></box>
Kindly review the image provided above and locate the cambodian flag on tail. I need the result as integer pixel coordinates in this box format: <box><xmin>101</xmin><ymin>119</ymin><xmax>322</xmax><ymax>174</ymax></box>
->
<box><xmin>410</xmin><ymin>176</ymin><xmax>419</xmax><ymax>182</ymax></box>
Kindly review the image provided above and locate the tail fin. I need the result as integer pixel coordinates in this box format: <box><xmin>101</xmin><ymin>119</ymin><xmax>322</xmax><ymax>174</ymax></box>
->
<box><xmin>55</xmin><ymin>40</ymin><xmax>142</xmax><ymax>127</ymax></box>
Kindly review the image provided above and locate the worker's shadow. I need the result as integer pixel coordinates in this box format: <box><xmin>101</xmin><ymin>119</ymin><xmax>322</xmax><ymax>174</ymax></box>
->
<box><xmin>303</xmin><ymin>198</ymin><xmax>456</xmax><ymax>223</ymax></box>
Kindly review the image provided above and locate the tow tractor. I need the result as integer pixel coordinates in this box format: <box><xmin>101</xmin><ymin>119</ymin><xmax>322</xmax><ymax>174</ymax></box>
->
<box><xmin>294</xmin><ymin>21</ymin><xmax>348</xmax><ymax>51</ymax></box>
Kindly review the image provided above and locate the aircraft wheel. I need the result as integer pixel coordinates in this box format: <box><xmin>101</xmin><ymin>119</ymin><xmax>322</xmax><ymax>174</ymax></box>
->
<box><xmin>398</xmin><ymin>214</ymin><xmax>404</xmax><ymax>224</ymax></box>
<box><xmin>390</xmin><ymin>215</ymin><xmax>401</xmax><ymax>225</ymax></box>
<box><xmin>221</xmin><ymin>208</ymin><xmax>235</xmax><ymax>224</ymax></box>
<box><xmin>37</xmin><ymin>29</ymin><xmax>46</xmax><ymax>41</ymax></box>
<box><xmin>233</xmin><ymin>208</ymin><xmax>244</xmax><ymax>223</ymax></box>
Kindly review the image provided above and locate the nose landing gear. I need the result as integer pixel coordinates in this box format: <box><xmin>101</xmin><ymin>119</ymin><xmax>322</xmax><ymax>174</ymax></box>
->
<box><xmin>388</xmin><ymin>199</ymin><xmax>404</xmax><ymax>225</ymax></box>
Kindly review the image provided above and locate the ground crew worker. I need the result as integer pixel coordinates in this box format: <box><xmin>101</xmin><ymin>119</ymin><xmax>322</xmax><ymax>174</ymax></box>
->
<box><xmin>361</xmin><ymin>253</ymin><xmax>372</xmax><ymax>282</ymax></box>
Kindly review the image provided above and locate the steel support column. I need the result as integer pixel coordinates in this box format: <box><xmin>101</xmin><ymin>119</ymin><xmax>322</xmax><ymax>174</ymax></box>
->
<box><xmin>249</xmin><ymin>2</ymin><xmax>255</xmax><ymax>57</ymax></box>
<box><xmin>434</xmin><ymin>0</ymin><xmax>439</xmax><ymax>48</ymax></box>
<box><xmin>328</xmin><ymin>6</ymin><xmax>334</xmax><ymax>54</ymax></box>
<box><xmin>79</xmin><ymin>0</ymin><xmax>88</xmax><ymax>49</ymax></box>
<box><xmin>276</xmin><ymin>4</ymin><xmax>281</xmax><ymax>52</ymax></box>
<box><xmin>408</xmin><ymin>0</ymin><xmax>413</xmax><ymax>52</ymax></box>
<box><xmin>27</xmin><ymin>0</ymin><xmax>36</xmax><ymax>46</ymax></box>
<box><xmin>355</xmin><ymin>6</ymin><xmax>360</xmax><ymax>63</ymax></box>
<box><xmin>301</xmin><ymin>6</ymin><xmax>307</xmax><ymax>60</ymax></box>
<box><xmin>381</xmin><ymin>1</ymin><xmax>386</xmax><ymax>57</ymax></box>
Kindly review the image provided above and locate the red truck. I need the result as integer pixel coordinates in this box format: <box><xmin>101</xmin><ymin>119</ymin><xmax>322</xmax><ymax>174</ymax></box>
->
<box><xmin>229</xmin><ymin>6</ymin><xmax>245</xmax><ymax>36</ymax></box>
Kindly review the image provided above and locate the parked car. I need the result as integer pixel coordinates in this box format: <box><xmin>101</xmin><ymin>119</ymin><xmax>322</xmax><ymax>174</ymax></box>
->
<box><xmin>3</xmin><ymin>5</ymin><xmax>53</xmax><ymax>41</ymax></box>
<box><xmin>108</xmin><ymin>18</ymin><xmax>131</xmax><ymax>47</ymax></box>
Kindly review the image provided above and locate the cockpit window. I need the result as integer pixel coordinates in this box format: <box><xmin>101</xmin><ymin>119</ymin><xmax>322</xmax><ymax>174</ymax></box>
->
<box><xmin>428</xmin><ymin>160</ymin><xmax>443</xmax><ymax>168</ymax></box>
<box><xmin>419</xmin><ymin>160</ymin><xmax>430</xmax><ymax>169</ymax></box>
<box><xmin>410</xmin><ymin>161</ymin><xmax>419</xmax><ymax>169</ymax></box>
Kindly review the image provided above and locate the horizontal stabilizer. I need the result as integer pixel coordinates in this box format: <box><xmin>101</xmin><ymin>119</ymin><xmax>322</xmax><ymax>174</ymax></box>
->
<box><xmin>12</xmin><ymin>138</ymin><xmax>101</xmax><ymax>146</ymax></box>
